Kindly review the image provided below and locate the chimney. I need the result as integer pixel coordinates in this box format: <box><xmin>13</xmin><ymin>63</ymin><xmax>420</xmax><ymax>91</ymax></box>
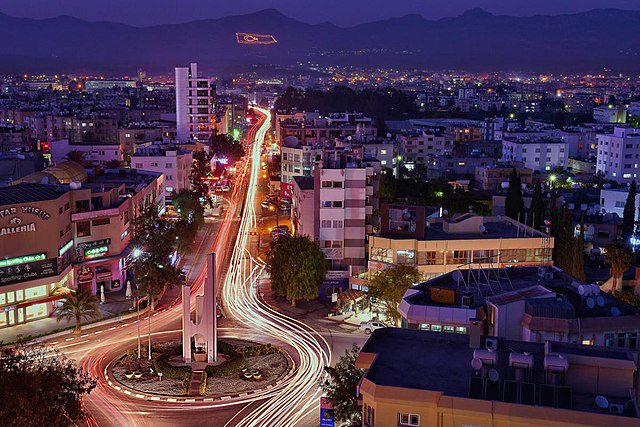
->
<box><xmin>469</xmin><ymin>317</ymin><xmax>483</xmax><ymax>348</ymax></box>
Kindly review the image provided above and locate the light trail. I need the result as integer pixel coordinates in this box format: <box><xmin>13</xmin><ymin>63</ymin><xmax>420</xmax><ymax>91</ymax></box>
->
<box><xmin>222</xmin><ymin>106</ymin><xmax>331</xmax><ymax>427</ymax></box>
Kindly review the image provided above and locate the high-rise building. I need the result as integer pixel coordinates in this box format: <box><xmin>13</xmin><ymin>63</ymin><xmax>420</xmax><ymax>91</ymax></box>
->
<box><xmin>175</xmin><ymin>63</ymin><xmax>216</xmax><ymax>143</ymax></box>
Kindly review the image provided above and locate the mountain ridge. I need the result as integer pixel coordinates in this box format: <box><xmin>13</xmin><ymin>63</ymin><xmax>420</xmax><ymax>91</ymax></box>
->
<box><xmin>0</xmin><ymin>8</ymin><xmax>638</xmax><ymax>74</ymax></box>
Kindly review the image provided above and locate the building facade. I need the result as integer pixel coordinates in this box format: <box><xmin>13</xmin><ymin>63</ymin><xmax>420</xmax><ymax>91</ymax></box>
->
<box><xmin>175</xmin><ymin>63</ymin><xmax>216</xmax><ymax>143</ymax></box>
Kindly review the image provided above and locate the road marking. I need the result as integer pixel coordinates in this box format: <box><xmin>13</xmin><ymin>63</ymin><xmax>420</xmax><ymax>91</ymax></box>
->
<box><xmin>50</xmin><ymin>341</ymin><xmax>58</xmax><ymax>345</ymax></box>
<box><xmin>167</xmin><ymin>398</ymin><xmax>177</xmax><ymax>402</ymax></box>
<box><xmin>65</xmin><ymin>337</ymin><xmax>75</xmax><ymax>341</ymax></box>
<box><xmin>123</xmin><ymin>390</ymin><xmax>132</xmax><ymax>395</ymax></box>
<box><xmin>135</xmin><ymin>394</ymin><xmax>145</xmax><ymax>399</ymax></box>
<box><xmin>184</xmin><ymin>398</ymin><xmax>195</xmax><ymax>403</ymax></box>
<box><xmin>149</xmin><ymin>396</ymin><xmax>160</xmax><ymax>401</ymax></box>
<box><xmin>114</xmin><ymin>385</ymin><xmax>122</xmax><ymax>391</ymax></box>
<box><xmin>80</xmin><ymin>334</ymin><xmax>89</xmax><ymax>338</ymax></box>
<box><xmin>94</xmin><ymin>330</ymin><xmax>103</xmax><ymax>334</ymax></box>
<box><xmin>108</xmin><ymin>327</ymin><xmax>116</xmax><ymax>331</ymax></box>
<box><xmin>220</xmin><ymin>396</ymin><xmax>231</xmax><ymax>401</ymax></box>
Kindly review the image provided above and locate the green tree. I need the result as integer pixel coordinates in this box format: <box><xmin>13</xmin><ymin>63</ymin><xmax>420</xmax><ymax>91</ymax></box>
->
<box><xmin>104</xmin><ymin>159</ymin><xmax>124</xmax><ymax>169</ymax></box>
<box><xmin>267</xmin><ymin>235</ymin><xmax>327</xmax><ymax>306</ymax></box>
<box><xmin>0</xmin><ymin>344</ymin><xmax>96</xmax><ymax>426</ymax></box>
<box><xmin>367</xmin><ymin>265</ymin><xmax>421</xmax><ymax>326</ymax></box>
<box><xmin>54</xmin><ymin>290</ymin><xmax>100</xmax><ymax>334</ymax></box>
<box><xmin>208</xmin><ymin>132</ymin><xmax>245</xmax><ymax>162</ymax></box>
<box><xmin>320</xmin><ymin>344</ymin><xmax>363</xmax><ymax>425</ymax></box>
<box><xmin>605</xmin><ymin>240</ymin><xmax>634</xmax><ymax>292</ymax></box>
<box><xmin>571</xmin><ymin>217</ymin><xmax>586</xmax><ymax>281</ymax></box>
<box><xmin>63</xmin><ymin>150</ymin><xmax>91</xmax><ymax>168</ymax></box>
<box><xmin>529</xmin><ymin>180</ymin><xmax>546</xmax><ymax>230</ymax></box>
<box><xmin>191</xmin><ymin>150</ymin><xmax>213</xmax><ymax>205</ymax></box>
<box><xmin>505</xmin><ymin>168</ymin><xmax>525</xmax><ymax>221</ymax></box>
<box><xmin>550</xmin><ymin>196</ymin><xmax>575</xmax><ymax>274</ymax></box>
<box><xmin>379</xmin><ymin>167</ymin><xmax>396</xmax><ymax>200</ymax></box>
<box><xmin>172</xmin><ymin>189</ymin><xmax>205</xmax><ymax>254</ymax></box>
<box><xmin>621</xmin><ymin>180</ymin><xmax>637</xmax><ymax>241</ymax></box>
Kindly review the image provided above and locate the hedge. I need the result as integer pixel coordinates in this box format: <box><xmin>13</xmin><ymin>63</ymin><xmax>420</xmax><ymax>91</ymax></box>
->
<box><xmin>205</xmin><ymin>354</ymin><xmax>246</xmax><ymax>377</ymax></box>
<box><xmin>154</xmin><ymin>353</ymin><xmax>192</xmax><ymax>380</ymax></box>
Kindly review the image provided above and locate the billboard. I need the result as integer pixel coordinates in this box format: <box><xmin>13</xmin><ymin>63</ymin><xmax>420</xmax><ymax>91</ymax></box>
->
<box><xmin>320</xmin><ymin>397</ymin><xmax>335</xmax><ymax>427</ymax></box>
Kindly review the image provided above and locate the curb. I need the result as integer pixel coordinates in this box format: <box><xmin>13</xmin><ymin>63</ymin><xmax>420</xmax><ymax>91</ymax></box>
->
<box><xmin>103</xmin><ymin>346</ymin><xmax>296</xmax><ymax>404</ymax></box>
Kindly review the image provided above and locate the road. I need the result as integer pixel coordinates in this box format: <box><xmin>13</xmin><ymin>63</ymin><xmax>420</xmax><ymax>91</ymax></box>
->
<box><xmin>35</xmin><ymin>107</ymin><xmax>365</xmax><ymax>427</ymax></box>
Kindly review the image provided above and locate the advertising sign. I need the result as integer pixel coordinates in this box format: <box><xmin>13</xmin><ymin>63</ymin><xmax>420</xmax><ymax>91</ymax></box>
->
<box><xmin>0</xmin><ymin>257</ymin><xmax>58</xmax><ymax>287</ymax></box>
<box><xmin>280</xmin><ymin>182</ymin><xmax>293</xmax><ymax>200</ymax></box>
<box><xmin>320</xmin><ymin>397</ymin><xmax>335</xmax><ymax>427</ymax></box>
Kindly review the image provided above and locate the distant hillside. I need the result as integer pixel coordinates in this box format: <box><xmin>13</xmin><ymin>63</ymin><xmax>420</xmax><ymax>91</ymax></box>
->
<box><xmin>0</xmin><ymin>8</ymin><xmax>639</xmax><ymax>74</ymax></box>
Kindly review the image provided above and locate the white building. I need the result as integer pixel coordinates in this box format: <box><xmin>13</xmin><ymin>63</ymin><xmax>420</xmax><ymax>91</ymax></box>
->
<box><xmin>397</xmin><ymin>131</ymin><xmax>451</xmax><ymax>166</ymax></box>
<box><xmin>51</xmin><ymin>139</ymin><xmax>123</xmax><ymax>166</ymax></box>
<box><xmin>595</xmin><ymin>127</ymin><xmax>640</xmax><ymax>183</ymax></box>
<box><xmin>130</xmin><ymin>144</ymin><xmax>193</xmax><ymax>198</ymax></box>
<box><xmin>175</xmin><ymin>63</ymin><xmax>216</xmax><ymax>143</ymax></box>
<box><xmin>593</xmin><ymin>105</ymin><xmax>627</xmax><ymax>124</ymax></box>
<box><xmin>600</xmin><ymin>187</ymin><xmax>640</xmax><ymax>224</ymax></box>
<box><xmin>501</xmin><ymin>138</ymin><xmax>568</xmax><ymax>172</ymax></box>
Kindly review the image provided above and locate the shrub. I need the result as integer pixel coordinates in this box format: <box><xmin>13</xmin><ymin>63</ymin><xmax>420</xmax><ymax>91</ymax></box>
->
<box><xmin>205</xmin><ymin>354</ymin><xmax>245</xmax><ymax>377</ymax></box>
<box><xmin>236</xmin><ymin>343</ymin><xmax>278</xmax><ymax>357</ymax></box>
<box><xmin>198</xmin><ymin>372</ymin><xmax>207</xmax><ymax>395</ymax></box>
<box><xmin>154</xmin><ymin>353</ymin><xmax>191</xmax><ymax>380</ymax></box>
<box><xmin>217</xmin><ymin>340</ymin><xmax>238</xmax><ymax>356</ymax></box>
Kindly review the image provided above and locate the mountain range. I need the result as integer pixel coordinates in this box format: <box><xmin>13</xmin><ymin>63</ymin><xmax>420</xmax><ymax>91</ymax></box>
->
<box><xmin>0</xmin><ymin>8</ymin><xmax>639</xmax><ymax>75</ymax></box>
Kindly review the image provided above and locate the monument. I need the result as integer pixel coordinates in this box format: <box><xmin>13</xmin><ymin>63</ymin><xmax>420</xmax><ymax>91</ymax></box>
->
<box><xmin>182</xmin><ymin>253</ymin><xmax>217</xmax><ymax>363</ymax></box>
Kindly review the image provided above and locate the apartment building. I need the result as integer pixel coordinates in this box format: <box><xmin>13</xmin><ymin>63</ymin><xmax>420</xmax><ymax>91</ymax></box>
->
<box><xmin>130</xmin><ymin>143</ymin><xmax>193</xmax><ymax>198</ymax></box>
<box><xmin>50</xmin><ymin>139</ymin><xmax>123</xmax><ymax>166</ymax></box>
<box><xmin>278</xmin><ymin>113</ymin><xmax>376</xmax><ymax>145</ymax></box>
<box><xmin>291</xmin><ymin>148</ymin><xmax>376</xmax><ymax>301</ymax></box>
<box><xmin>396</xmin><ymin>131</ymin><xmax>451</xmax><ymax>166</ymax></box>
<box><xmin>475</xmin><ymin>164</ymin><xmax>533</xmax><ymax>191</ymax></box>
<box><xmin>595</xmin><ymin>127</ymin><xmax>640</xmax><ymax>184</ymax></box>
<box><xmin>357</xmin><ymin>328</ymin><xmax>640</xmax><ymax>427</ymax></box>
<box><xmin>175</xmin><ymin>63</ymin><xmax>216</xmax><ymax>143</ymax></box>
<box><xmin>367</xmin><ymin>212</ymin><xmax>552</xmax><ymax>281</ymax></box>
<box><xmin>501</xmin><ymin>138</ymin><xmax>569</xmax><ymax>172</ymax></box>
<box><xmin>593</xmin><ymin>105</ymin><xmax>627</xmax><ymax>123</ymax></box>
<box><xmin>46</xmin><ymin>115</ymin><xmax>119</xmax><ymax>145</ymax></box>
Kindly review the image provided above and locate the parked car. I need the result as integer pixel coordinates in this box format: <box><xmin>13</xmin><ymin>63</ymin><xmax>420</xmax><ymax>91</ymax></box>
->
<box><xmin>261</xmin><ymin>200</ymin><xmax>274</xmax><ymax>209</ymax></box>
<box><xmin>270</xmin><ymin>225</ymin><xmax>290</xmax><ymax>239</ymax></box>
<box><xmin>359</xmin><ymin>321</ymin><xmax>386</xmax><ymax>334</ymax></box>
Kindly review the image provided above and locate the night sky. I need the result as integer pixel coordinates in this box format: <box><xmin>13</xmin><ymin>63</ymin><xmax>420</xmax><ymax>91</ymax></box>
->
<box><xmin>1</xmin><ymin>0</ymin><xmax>640</xmax><ymax>27</ymax></box>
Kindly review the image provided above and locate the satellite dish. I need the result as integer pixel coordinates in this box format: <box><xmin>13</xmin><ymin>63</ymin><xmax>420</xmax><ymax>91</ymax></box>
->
<box><xmin>471</xmin><ymin>357</ymin><xmax>483</xmax><ymax>371</ymax></box>
<box><xmin>595</xmin><ymin>395</ymin><xmax>610</xmax><ymax>409</ymax></box>
<box><xmin>587</xmin><ymin>298</ymin><xmax>595</xmax><ymax>309</ymax></box>
<box><xmin>479</xmin><ymin>225</ymin><xmax>486</xmax><ymax>232</ymax></box>
<box><xmin>596</xmin><ymin>296</ymin><xmax>605</xmax><ymax>307</ymax></box>
<box><xmin>488</xmin><ymin>369</ymin><xmax>500</xmax><ymax>382</ymax></box>
<box><xmin>611</xmin><ymin>307</ymin><xmax>621</xmax><ymax>317</ymax></box>
<box><xmin>452</xmin><ymin>270</ymin><xmax>464</xmax><ymax>284</ymax></box>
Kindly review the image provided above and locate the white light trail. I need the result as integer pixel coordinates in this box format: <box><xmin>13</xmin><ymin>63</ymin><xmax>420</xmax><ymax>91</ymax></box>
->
<box><xmin>223</xmin><ymin>107</ymin><xmax>331</xmax><ymax>427</ymax></box>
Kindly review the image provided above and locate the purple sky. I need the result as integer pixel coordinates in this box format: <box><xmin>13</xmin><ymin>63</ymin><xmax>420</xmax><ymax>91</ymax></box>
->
<box><xmin>1</xmin><ymin>0</ymin><xmax>640</xmax><ymax>26</ymax></box>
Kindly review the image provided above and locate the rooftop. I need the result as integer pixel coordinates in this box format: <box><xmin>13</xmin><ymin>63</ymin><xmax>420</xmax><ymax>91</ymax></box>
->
<box><xmin>0</xmin><ymin>183</ymin><xmax>69</xmax><ymax>205</ymax></box>
<box><xmin>360</xmin><ymin>328</ymin><xmax>638</xmax><ymax>418</ymax></box>
<box><xmin>292</xmin><ymin>175</ymin><xmax>314</xmax><ymax>190</ymax></box>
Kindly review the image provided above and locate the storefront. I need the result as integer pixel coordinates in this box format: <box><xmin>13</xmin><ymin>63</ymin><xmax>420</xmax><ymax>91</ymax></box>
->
<box><xmin>74</xmin><ymin>238</ymin><xmax>127</xmax><ymax>295</ymax></box>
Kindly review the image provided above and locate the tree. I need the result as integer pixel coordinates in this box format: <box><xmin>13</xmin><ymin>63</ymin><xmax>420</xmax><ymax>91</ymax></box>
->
<box><xmin>367</xmin><ymin>265</ymin><xmax>421</xmax><ymax>326</ymax></box>
<box><xmin>379</xmin><ymin>167</ymin><xmax>396</xmax><ymax>200</ymax></box>
<box><xmin>172</xmin><ymin>189</ymin><xmax>205</xmax><ymax>254</ymax></box>
<box><xmin>104</xmin><ymin>159</ymin><xmax>124</xmax><ymax>169</ymax></box>
<box><xmin>267</xmin><ymin>235</ymin><xmax>327</xmax><ymax>306</ymax></box>
<box><xmin>621</xmin><ymin>180</ymin><xmax>637</xmax><ymax>241</ymax></box>
<box><xmin>54</xmin><ymin>290</ymin><xmax>100</xmax><ymax>334</ymax></box>
<box><xmin>529</xmin><ymin>180</ymin><xmax>546</xmax><ymax>230</ymax></box>
<box><xmin>604</xmin><ymin>240</ymin><xmax>634</xmax><ymax>292</ymax></box>
<box><xmin>505</xmin><ymin>168</ymin><xmax>525</xmax><ymax>222</ymax></box>
<box><xmin>571</xmin><ymin>216</ymin><xmax>586</xmax><ymax>281</ymax></box>
<box><xmin>208</xmin><ymin>132</ymin><xmax>245</xmax><ymax>162</ymax></box>
<box><xmin>63</xmin><ymin>150</ymin><xmax>91</xmax><ymax>168</ymax></box>
<box><xmin>191</xmin><ymin>150</ymin><xmax>213</xmax><ymax>205</ymax></box>
<box><xmin>0</xmin><ymin>344</ymin><xmax>96</xmax><ymax>426</ymax></box>
<box><xmin>320</xmin><ymin>344</ymin><xmax>363</xmax><ymax>425</ymax></box>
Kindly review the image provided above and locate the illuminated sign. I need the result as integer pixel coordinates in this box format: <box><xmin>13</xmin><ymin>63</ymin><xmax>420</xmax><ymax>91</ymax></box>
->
<box><xmin>0</xmin><ymin>253</ymin><xmax>46</xmax><ymax>268</ymax></box>
<box><xmin>84</xmin><ymin>246</ymin><xmax>108</xmax><ymax>258</ymax></box>
<box><xmin>0</xmin><ymin>206</ymin><xmax>50</xmax><ymax>220</ymax></box>
<box><xmin>0</xmin><ymin>222</ymin><xmax>36</xmax><ymax>236</ymax></box>
<box><xmin>59</xmin><ymin>239</ymin><xmax>73</xmax><ymax>257</ymax></box>
<box><xmin>236</xmin><ymin>33</ymin><xmax>277</xmax><ymax>45</ymax></box>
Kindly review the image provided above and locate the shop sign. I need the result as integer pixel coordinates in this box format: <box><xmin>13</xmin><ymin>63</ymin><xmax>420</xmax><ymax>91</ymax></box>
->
<box><xmin>59</xmin><ymin>239</ymin><xmax>73</xmax><ymax>257</ymax></box>
<box><xmin>77</xmin><ymin>238</ymin><xmax>111</xmax><ymax>250</ymax></box>
<box><xmin>0</xmin><ymin>219</ymin><xmax>37</xmax><ymax>237</ymax></box>
<box><xmin>85</xmin><ymin>246</ymin><xmax>108</xmax><ymax>258</ymax></box>
<box><xmin>0</xmin><ymin>253</ymin><xmax>46</xmax><ymax>268</ymax></box>
<box><xmin>77</xmin><ymin>266</ymin><xmax>94</xmax><ymax>283</ymax></box>
<box><xmin>280</xmin><ymin>182</ymin><xmax>293</xmax><ymax>200</ymax></box>
<box><xmin>319</xmin><ymin>397</ymin><xmax>335</xmax><ymax>427</ymax></box>
<box><xmin>0</xmin><ymin>206</ymin><xmax>50</xmax><ymax>220</ymax></box>
<box><xmin>0</xmin><ymin>257</ymin><xmax>58</xmax><ymax>287</ymax></box>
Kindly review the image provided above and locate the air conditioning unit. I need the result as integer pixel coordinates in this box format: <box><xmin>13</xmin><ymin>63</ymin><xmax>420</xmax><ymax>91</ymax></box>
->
<box><xmin>485</xmin><ymin>337</ymin><xmax>498</xmax><ymax>351</ymax></box>
<box><xmin>610</xmin><ymin>404</ymin><xmax>624</xmax><ymax>415</ymax></box>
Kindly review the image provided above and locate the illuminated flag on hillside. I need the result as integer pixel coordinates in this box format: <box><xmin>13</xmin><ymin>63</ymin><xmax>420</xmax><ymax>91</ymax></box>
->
<box><xmin>236</xmin><ymin>33</ymin><xmax>278</xmax><ymax>45</ymax></box>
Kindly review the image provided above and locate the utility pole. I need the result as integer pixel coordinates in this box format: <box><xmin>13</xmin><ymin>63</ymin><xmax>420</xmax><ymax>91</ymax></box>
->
<box><xmin>148</xmin><ymin>294</ymin><xmax>152</xmax><ymax>360</ymax></box>
<box><xmin>136</xmin><ymin>296</ymin><xmax>141</xmax><ymax>358</ymax></box>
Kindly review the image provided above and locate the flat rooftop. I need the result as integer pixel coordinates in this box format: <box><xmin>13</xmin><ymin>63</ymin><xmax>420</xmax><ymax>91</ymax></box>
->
<box><xmin>361</xmin><ymin>328</ymin><xmax>637</xmax><ymax>418</ymax></box>
<box><xmin>0</xmin><ymin>183</ymin><xmax>69</xmax><ymax>205</ymax></box>
<box><xmin>425</xmin><ymin>218</ymin><xmax>544</xmax><ymax>241</ymax></box>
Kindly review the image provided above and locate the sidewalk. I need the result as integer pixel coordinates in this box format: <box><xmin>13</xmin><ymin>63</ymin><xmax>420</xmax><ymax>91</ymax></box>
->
<box><xmin>0</xmin><ymin>288</ymin><xmax>134</xmax><ymax>345</ymax></box>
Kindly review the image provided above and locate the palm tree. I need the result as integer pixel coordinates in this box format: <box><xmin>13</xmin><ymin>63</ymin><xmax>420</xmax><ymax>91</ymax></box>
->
<box><xmin>54</xmin><ymin>291</ymin><xmax>101</xmax><ymax>334</ymax></box>
<box><xmin>64</xmin><ymin>150</ymin><xmax>91</xmax><ymax>168</ymax></box>
<box><xmin>604</xmin><ymin>241</ymin><xmax>635</xmax><ymax>292</ymax></box>
<box><xmin>104</xmin><ymin>159</ymin><xmax>124</xmax><ymax>170</ymax></box>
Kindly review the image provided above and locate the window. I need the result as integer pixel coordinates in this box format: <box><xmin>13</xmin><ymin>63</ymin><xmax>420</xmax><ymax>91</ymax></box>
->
<box><xmin>321</xmin><ymin>200</ymin><xmax>343</xmax><ymax>208</ymax></box>
<box><xmin>323</xmin><ymin>240</ymin><xmax>342</xmax><ymax>248</ymax></box>
<box><xmin>430</xmin><ymin>324</ymin><xmax>442</xmax><ymax>332</ymax></box>
<box><xmin>396</xmin><ymin>250</ymin><xmax>415</xmax><ymax>265</ymax></box>
<box><xmin>418</xmin><ymin>251</ymin><xmax>443</xmax><ymax>265</ymax></box>
<box><xmin>443</xmin><ymin>325</ymin><xmax>455</xmax><ymax>333</ymax></box>
<box><xmin>92</xmin><ymin>217</ymin><xmax>110</xmax><ymax>227</ymax></box>
<box><xmin>398</xmin><ymin>413</ymin><xmax>420</xmax><ymax>426</ymax></box>
<box><xmin>455</xmin><ymin>326</ymin><xmax>467</xmax><ymax>334</ymax></box>
<box><xmin>419</xmin><ymin>323</ymin><xmax>431</xmax><ymax>330</ymax></box>
<box><xmin>364</xmin><ymin>404</ymin><xmax>375</xmax><ymax>427</ymax></box>
<box><xmin>628</xmin><ymin>332</ymin><xmax>638</xmax><ymax>349</ymax></box>
<box><xmin>604</xmin><ymin>332</ymin><xmax>615</xmax><ymax>347</ymax></box>
<box><xmin>332</xmin><ymin>220</ymin><xmax>343</xmax><ymax>228</ymax></box>
<box><xmin>76</xmin><ymin>221</ymin><xmax>91</xmax><ymax>237</ymax></box>
<box><xmin>370</xmin><ymin>247</ymin><xmax>393</xmax><ymax>263</ymax></box>
<box><xmin>321</xmin><ymin>220</ymin><xmax>332</xmax><ymax>228</ymax></box>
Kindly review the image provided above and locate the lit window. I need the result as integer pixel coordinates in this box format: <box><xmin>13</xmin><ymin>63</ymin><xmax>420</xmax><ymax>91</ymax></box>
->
<box><xmin>581</xmin><ymin>339</ymin><xmax>594</xmax><ymax>346</ymax></box>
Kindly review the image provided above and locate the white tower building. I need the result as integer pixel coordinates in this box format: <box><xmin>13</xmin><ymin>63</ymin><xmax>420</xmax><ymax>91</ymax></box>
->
<box><xmin>175</xmin><ymin>63</ymin><xmax>216</xmax><ymax>143</ymax></box>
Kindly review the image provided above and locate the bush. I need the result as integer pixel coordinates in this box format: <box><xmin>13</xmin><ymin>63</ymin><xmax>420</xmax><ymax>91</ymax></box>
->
<box><xmin>154</xmin><ymin>353</ymin><xmax>191</xmax><ymax>380</ymax></box>
<box><xmin>236</xmin><ymin>343</ymin><xmax>278</xmax><ymax>357</ymax></box>
<box><xmin>218</xmin><ymin>340</ymin><xmax>238</xmax><ymax>356</ymax></box>
<box><xmin>205</xmin><ymin>354</ymin><xmax>245</xmax><ymax>377</ymax></box>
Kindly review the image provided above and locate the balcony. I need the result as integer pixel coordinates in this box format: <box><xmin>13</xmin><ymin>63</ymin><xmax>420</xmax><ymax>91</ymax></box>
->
<box><xmin>322</xmin><ymin>248</ymin><xmax>343</xmax><ymax>260</ymax></box>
